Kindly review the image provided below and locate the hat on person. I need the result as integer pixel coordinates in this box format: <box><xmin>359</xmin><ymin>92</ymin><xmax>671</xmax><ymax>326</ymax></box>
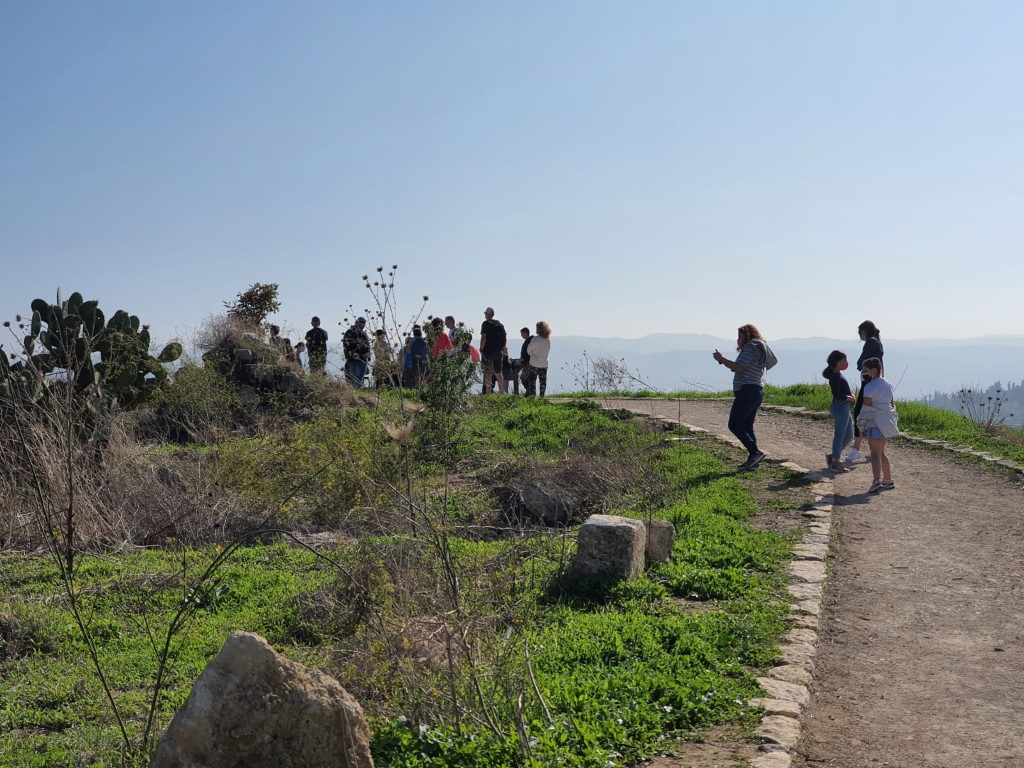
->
<box><xmin>356</xmin><ymin>316</ymin><xmax>367</xmax><ymax>324</ymax></box>
<box><xmin>484</xmin><ymin>307</ymin><xmax>494</xmax><ymax>316</ymax></box>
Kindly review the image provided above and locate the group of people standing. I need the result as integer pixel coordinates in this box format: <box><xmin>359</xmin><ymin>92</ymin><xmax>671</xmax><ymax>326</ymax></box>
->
<box><xmin>294</xmin><ymin>308</ymin><xmax>553</xmax><ymax>396</ymax></box>
<box><xmin>822</xmin><ymin>320</ymin><xmax>896</xmax><ymax>493</ymax></box>
<box><xmin>474</xmin><ymin>308</ymin><xmax>552</xmax><ymax>397</ymax></box>
<box><xmin>715</xmin><ymin>319</ymin><xmax>897</xmax><ymax>494</ymax></box>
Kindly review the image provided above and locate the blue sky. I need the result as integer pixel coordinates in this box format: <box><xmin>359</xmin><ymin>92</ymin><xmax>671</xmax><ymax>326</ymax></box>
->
<box><xmin>2</xmin><ymin>1</ymin><xmax>1022</xmax><ymax>349</ymax></box>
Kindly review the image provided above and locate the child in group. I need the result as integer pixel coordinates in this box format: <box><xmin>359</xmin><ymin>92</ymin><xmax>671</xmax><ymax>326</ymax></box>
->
<box><xmin>823</xmin><ymin>350</ymin><xmax>856</xmax><ymax>471</ymax></box>
<box><xmin>857</xmin><ymin>357</ymin><xmax>898</xmax><ymax>493</ymax></box>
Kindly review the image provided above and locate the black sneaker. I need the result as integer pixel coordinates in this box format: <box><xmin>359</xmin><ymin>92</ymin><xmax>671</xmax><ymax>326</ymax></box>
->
<box><xmin>746</xmin><ymin>450</ymin><xmax>767</xmax><ymax>470</ymax></box>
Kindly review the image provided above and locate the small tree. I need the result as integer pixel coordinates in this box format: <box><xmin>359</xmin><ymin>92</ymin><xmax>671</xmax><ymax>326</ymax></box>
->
<box><xmin>224</xmin><ymin>282</ymin><xmax>281</xmax><ymax>327</ymax></box>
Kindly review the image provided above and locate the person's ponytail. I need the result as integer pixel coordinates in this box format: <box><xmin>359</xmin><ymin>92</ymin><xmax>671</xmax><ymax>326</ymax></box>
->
<box><xmin>823</xmin><ymin>349</ymin><xmax>846</xmax><ymax>380</ymax></box>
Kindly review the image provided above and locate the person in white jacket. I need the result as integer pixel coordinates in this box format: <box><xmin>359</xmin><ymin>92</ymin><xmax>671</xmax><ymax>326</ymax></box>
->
<box><xmin>526</xmin><ymin>321</ymin><xmax>552</xmax><ymax>397</ymax></box>
<box><xmin>857</xmin><ymin>357</ymin><xmax>897</xmax><ymax>493</ymax></box>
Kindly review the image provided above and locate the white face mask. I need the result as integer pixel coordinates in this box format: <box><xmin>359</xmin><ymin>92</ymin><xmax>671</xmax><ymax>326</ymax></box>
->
<box><xmin>858</xmin><ymin>332</ymin><xmax>866</xmax><ymax>341</ymax></box>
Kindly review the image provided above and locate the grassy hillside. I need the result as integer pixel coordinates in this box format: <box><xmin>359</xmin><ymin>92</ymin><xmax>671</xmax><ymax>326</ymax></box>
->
<box><xmin>1</xmin><ymin>392</ymin><xmax>815</xmax><ymax>767</ymax></box>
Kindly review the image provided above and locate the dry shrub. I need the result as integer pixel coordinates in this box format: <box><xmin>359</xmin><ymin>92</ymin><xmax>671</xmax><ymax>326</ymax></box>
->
<box><xmin>304</xmin><ymin>533</ymin><xmax>541</xmax><ymax>726</ymax></box>
<box><xmin>0</xmin><ymin>411</ymin><xmax>257</xmax><ymax>552</ymax></box>
<box><xmin>193</xmin><ymin>313</ymin><xmax>260</xmax><ymax>355</ymax></box>
<box><xmin>471</xmin><ymin>431</ymin><xmax>666</xmax><ymax>529</ymax></box>
<box><xmin>295</xmin><ymin>372</ymin><xmax>364</xmax><ymax>412</ymax></box>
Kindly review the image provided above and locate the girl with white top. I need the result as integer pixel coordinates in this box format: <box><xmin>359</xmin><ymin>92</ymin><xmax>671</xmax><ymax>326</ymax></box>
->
<box><xmin>526</xmin><ymin>321</ymin><xmax>551</xmax><ymax>397</ymax></box>
<box><xmin>857</xmin><ymin>357</ymin><xmax>897</xmax><ymax>493</ymax></box>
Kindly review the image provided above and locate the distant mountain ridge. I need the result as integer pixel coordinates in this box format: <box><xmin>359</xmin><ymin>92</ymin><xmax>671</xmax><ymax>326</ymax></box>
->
<box><xmin>549</xmin><ymin>334</ymin><xmax>1024</xmax><ymax>400</ymax></box>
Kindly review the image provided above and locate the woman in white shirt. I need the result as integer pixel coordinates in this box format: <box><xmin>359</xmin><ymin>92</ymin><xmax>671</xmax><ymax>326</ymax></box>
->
<box><xmin>857</xmin><ymin>357</ymin><xmax>897</xmax><ymax>493</ymax></box>
<box><xmin>526</xmin><ymin>321</ymin><xmax>552</xmax><ymax>397</ymax></box>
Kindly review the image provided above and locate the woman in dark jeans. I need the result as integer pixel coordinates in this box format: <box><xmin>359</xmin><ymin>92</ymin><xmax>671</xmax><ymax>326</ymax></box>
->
<box><xmin>713</xmin><ymin>324</ymin><xmax>773</xmax><ymax>471</ymax></box>
<box><xmin>848</xmin><ymin>320</ymin><xmax>884</xmax><ymax>463</ymax></box>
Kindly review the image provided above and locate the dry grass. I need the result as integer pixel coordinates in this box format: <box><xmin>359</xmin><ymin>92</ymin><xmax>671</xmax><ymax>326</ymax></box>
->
<box><xmin>0</xmin><ymin>413</ymin><xmax>256</xmax><ymax>552</ymax></box>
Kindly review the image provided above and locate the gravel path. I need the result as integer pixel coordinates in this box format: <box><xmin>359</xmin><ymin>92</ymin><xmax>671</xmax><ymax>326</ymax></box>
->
<box><xmin>601</xmin><ymin>398</ymin><xmax>1024</xmax><ymax>768</ymax></box>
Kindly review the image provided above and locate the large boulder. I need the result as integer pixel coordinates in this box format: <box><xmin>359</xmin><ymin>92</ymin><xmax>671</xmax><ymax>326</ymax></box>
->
<box><xmin>571</xmin><ymin>514</ymin><xmax>647</xmax><ymax>581</ymax></box>
<box><xmin>149</xmin><ymin>631</ymin><xmax>373</xmax><ymax>768</ymax></box>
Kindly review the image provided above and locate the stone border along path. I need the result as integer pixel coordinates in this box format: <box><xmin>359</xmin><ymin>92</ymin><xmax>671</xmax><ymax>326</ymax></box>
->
<box><xmin>643</xmin><ymin>415</ymin><xmax>830</xmax><ymax>768</ymax></box>
<box><xmin>587</xmin><ymin>397</ymin><xmax>1024</xmax><ymax>768</ymax></box>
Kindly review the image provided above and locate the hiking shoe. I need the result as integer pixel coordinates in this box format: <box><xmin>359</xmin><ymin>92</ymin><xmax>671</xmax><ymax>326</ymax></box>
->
<box><xmin>830</xmin><ymin>461</ymin><xmax>850</xmax><ymax>473</ymax></box>
<box><xmin>880</xmin><ymin>480</ymin><xmax>895</xmax><ymax>490</ymax></box>
<box><xmin>847</xmin><ymin>448</ymin><xmax>862</xmax><ymax>463</ymax></box>
<box><xmin>746</xmin><ymin>450</ymin><xmax>767</xmax><ymax>470</ymax></box>
<box><xmin>868</xmin><ymin>479</ymin><xmax>884</xmax><ymax>493</ymax></box>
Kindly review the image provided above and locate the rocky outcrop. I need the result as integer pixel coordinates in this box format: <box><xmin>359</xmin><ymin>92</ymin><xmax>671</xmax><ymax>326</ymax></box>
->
<box><xmin>201</xmin><ymin>343</ymin><xmax>306</xmax><ymax>404</ymax></box>
<box><xmin>150</xmin><ymin>631</ymin><xmax>373</xmax><ymax>768</ymax></box>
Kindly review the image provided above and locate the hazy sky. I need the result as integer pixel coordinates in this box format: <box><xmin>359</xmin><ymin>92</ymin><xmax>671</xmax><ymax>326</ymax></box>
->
<box><xmin>2</xmin><ymin>2</ymin><xmax>1022</xmax><ymax>347</ymax></box>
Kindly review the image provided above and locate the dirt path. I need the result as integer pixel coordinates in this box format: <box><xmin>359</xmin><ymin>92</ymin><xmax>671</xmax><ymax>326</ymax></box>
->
<box><xmin>601</xmin><ymin>398</ymin><xmax>1024</xmax><ymax>768</ymax></box>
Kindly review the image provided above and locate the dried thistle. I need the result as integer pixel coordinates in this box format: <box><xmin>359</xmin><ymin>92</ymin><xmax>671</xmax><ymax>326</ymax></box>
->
<box><xmin>384</xmin><ymin>421</ymin><xmax>415</xmax><ymax>442</ymax></box>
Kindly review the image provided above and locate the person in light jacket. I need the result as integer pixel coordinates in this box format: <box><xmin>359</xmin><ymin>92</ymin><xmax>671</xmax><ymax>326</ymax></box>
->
<box><xmin>857</xmin><ymin>357</ymin><xmax>897</xmax><ymax>493</ymax></box>
<box><xmin>526</xmin><ymin>321</ymin><xmax>551</xmax><ymax>397</ymax></box>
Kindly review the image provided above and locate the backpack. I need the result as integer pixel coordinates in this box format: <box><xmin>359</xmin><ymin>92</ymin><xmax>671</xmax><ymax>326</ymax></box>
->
<box><xmin>752</xmin><ymin>339</ymin><xmax>778</xmax><ymax>370</ymax></box>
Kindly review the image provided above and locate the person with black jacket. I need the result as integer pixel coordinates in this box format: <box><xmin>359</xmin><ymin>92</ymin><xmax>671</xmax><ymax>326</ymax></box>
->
<box><xmin>518</xmin><ymin>327</ymin><xmax>533</xmax><ymax>395</ymax></box>
<box><xmin>479</xmin><ymin>307</ymin><xmax>507</xmax><ymax>394</ymax></box>
<box><xmin>342</xmin><ymin>317</ymin><xmax>371</xmax><ymax>387</ymax></box>
<box><xmin>305</xmin><ymin>316</ymin><xmax>328</xmax><ymax>374</ymax></box>
<box><xmin>848</xmin><ymin>320</ymin><xmax>884</xmax><ymax>463</ymax></box>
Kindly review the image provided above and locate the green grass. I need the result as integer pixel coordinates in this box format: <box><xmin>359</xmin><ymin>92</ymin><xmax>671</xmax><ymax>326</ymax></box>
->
<box><xmin>0</xmin><ymin>545</ymin><xmax>336</xmax><ymax>767</ymax></box>
<box><xmin>1</xmin><ymin>398</ymin><xmax>808</xmax><ymax>768</ymax></box>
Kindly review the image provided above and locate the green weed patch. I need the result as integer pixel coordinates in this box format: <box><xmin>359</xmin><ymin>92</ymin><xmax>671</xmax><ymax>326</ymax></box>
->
<box><xmin>1</xmin><ymin>399</ymin><xmax>806</xmax><ymax>767</ymax></box>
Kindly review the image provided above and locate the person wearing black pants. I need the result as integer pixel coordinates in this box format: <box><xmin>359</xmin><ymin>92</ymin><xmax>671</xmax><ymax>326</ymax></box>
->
<box><xmin>713</xmin><ymin>323</ymin><xmax>774</xmax><ymax>471</ymax></box>
<box><xmin>848</xmin><ymin>320</ymin><xmax>884</xmax><ymax>463</ymax></box>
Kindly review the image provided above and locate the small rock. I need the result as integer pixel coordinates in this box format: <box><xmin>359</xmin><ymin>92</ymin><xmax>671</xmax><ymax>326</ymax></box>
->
<box><xmin>756</xmin><ymin>677</ymin><xmax>810</xmax><ymax>707</ymax></box>
<box><xmin>643</xmin><ymin>519</ymin><xmax>675</xmax><ymax>565</ymax></box>
<box><xmin>789</xmin><ymin>561</ymin><xmax>827</xmax><ymax>584</ymax></box>
<box><xmin>788</xmin><ymin>582</ymin><xmax>822</xmax><ymax>601</ymax></box>
<box><xmin>750</xmin><ymin>752</ymin><xmax>793</xmax><ymax>768</ymax></box>
<box><xmin>749</xmin><ymin>697</ymin><xmax>801</xmax><ymax>718</ymax></box>
<box><xmin>758</xmin><ymin>714</ymin><xmax>802</xmax><ymax>749</ymax></box>
<box><xmin>793</xmin><ymin>599</ymin><xmax>821</xmax><ymax>616</ymax></box>
<box><xmin>786</xmin><ymin>628</ymin><xmax>817</xmax><ymax>645</ymax></box>
<box><xmin>779</xmin><ymin>642</ymin><xmax>816</xmax><ymax>669</ymax></box>
<box><xmin>769</xmin><ymin>664</ymin><xmax>813</xmax><ymax>686</ymax></box>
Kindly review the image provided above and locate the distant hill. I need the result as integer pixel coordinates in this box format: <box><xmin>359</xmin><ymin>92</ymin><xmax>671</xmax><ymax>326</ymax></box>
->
<box><xmin>547</xmin><ymin>334</ymin><xmax>1024</xmax><ymax>399</ymax></box>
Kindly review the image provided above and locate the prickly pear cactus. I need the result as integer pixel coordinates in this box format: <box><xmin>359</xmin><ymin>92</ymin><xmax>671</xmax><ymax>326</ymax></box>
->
<box><xmin>0</xmin><ymin>290</ymin><xmax>182</xmax><ymax>411</ymax></box>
